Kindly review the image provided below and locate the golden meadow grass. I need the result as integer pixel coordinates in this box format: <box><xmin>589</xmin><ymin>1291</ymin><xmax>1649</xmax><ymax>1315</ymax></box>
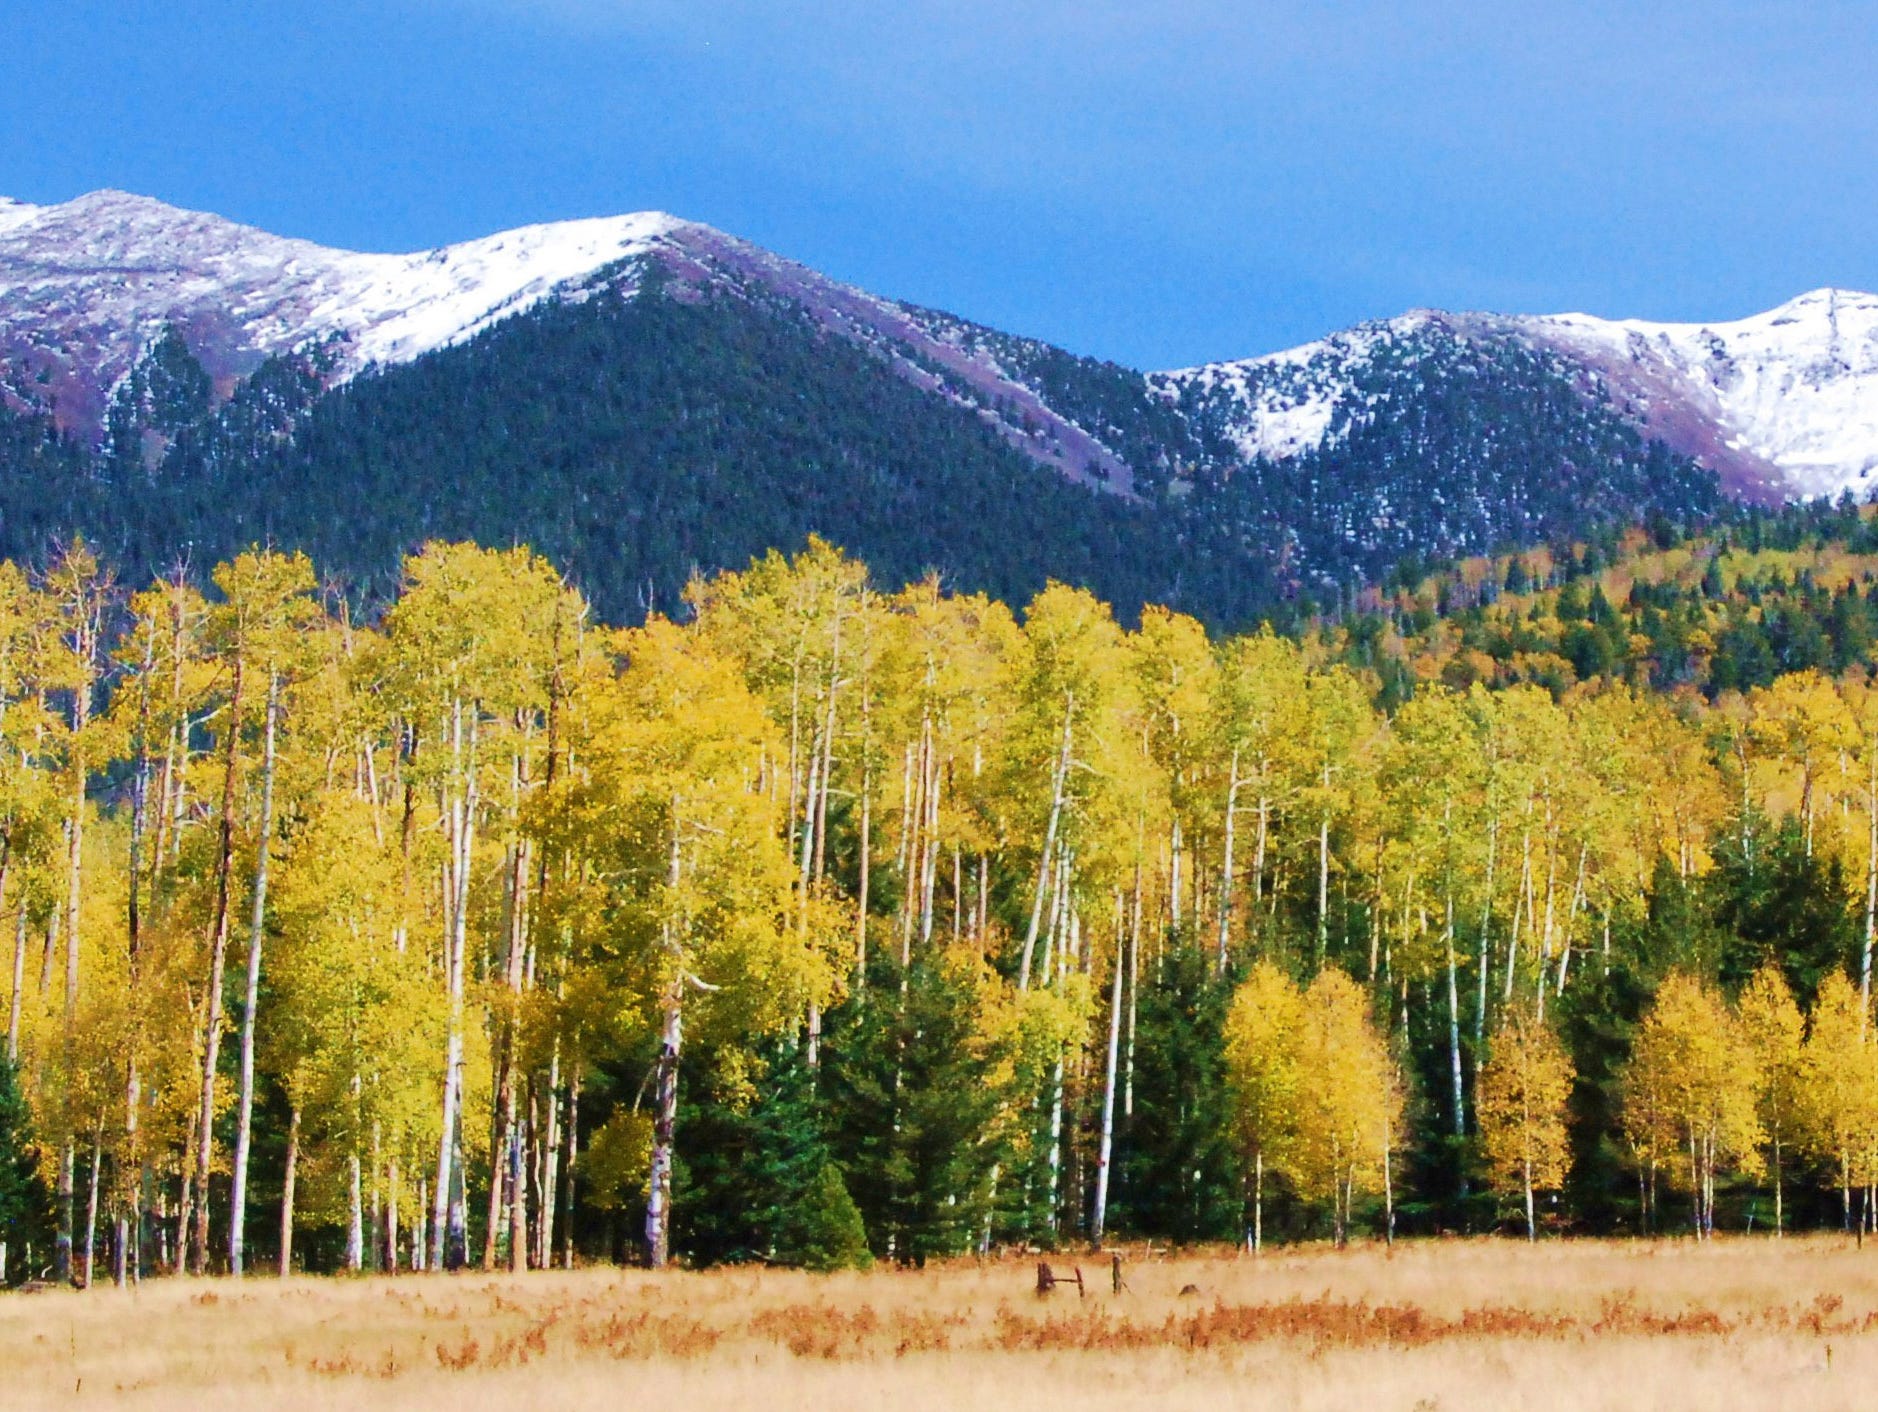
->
<box><xmin>6</xmin><ymin>1236</ymin><xmax>1878</xmax><ymax>1410</ymax></box>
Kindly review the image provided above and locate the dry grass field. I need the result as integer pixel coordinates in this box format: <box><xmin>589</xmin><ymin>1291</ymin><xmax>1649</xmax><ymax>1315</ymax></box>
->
<box><xmin>5</xmin><ymin>1237</ymin><xmax>1878</xmax><ymax>1411</ymax></box>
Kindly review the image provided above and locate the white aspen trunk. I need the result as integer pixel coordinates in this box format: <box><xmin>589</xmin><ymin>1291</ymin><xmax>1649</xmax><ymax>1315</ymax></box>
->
<box><xmin>413</xmin><ymin>1180</ymin><xmax>428</xmax><ymax>1273</ymax></box>
<box><xmin>431</xmin><ymin>700</ymin><xmax>478</xmax><ymax>1272</ymax></box>
<box><xmin>1169</xmin><ymin>815</ymin><xmax>1183</xmax><ymax>932</ymax></box>
<box><xmin>1382</xmin><ymin>1088</ymin><xmax>1395</xmax><ymax>1247</ymax></box>
<box><xmin>1254</xmin><ymin>1151</ymin><xmax>1264</xmax><ymax>1253</ymax></box>
<box><xmin>898</xmin><ymin>729</ymin><xmax>924</xmax><ymax>968</ymax></box>
<box><xmin>536</xmin><ymin>1046</ymin><xmax>562</xmax><ymax>1269</ymax></box>
<box><xmin>347</xmin><ymin>1145</ymin><xmax>364</xmax><ymax>1272</ymax></box>
<box><xmin>191</xmin><ymin>648</ymin><xmax>244</xmax><ymax>1276</ymax></box>
<box><xmin>1504</xmin><ymin>827</ymin><xmax>1531</xmax><ymax>1004</ymax></box>
<box><xmin>1316</xmin><ymin>758</ymin><xmax>1332</xmax><ymax>966</ymax></box>
<box><xmin>1445</xmin><ymin>901</ymin><xmax>1464</xmax><ymax>1141</ymax></box>
<box><xmin>1535</xmin><ymin>802</ymin><xmax>1558</xmax><ymax>1020</ymax></box>
<box><xmin>1046</xmin><ymin>1053</ymin><xmax>1065</xmax><ymax>1234</ymax></box>
<box><xmin>57</xmin><ymin>611</ymin><xmax>95</xmax><ymax>1285</ymax></box>
<box><xmin>645</xmin><ymin>811</ymin><xmax>685</xmax><ymax>1269</ymax></box>
<box><xmin>1524</xmin><ymin>1157</ymin><xmax>1535</xmax><ymax>1241</ymax></box>
<box><xmin>561</xmin><ymin>1066</ymin><xmax>580</xmax><ymax>1269</ymax></box>
<box><xmin>1773</xmin><ymin>1133</ymin><xmax>1783</xmax><ymax>1236</ymax></box>
<box><xmin>80</xmin><ymin>1126</ymin><xmax>101</xmax><ymax>1287</ymax></box>
<box><xmin>1019</xmin><ymin>694</ymin><xmax>1074</xmax><ymax>990</ymax></box>
<box><xmin>386</xmin><ymin>1159</ymin><xmax>399</xmax><ymax>1275</ymax></box>
<box><xmin>895</xmin><ymin>741</ymin><xmax>915</xmax><ymax>955</ymax></box>
<box><xmin>977</xmin><ymin>853</ymin><xmax>988</xmax><ymax>942</ymax></box>
<box><xmin>228</xmin><ymin>672</ymin><xmax>279</xmax><ymax>1277</ymax></box>
<box><xmin>1217</xmin><ymin>748</ymin><xmax>1240</xmax><ymax>975</ymax></box>
<box><xmin>855</xmin><ymin>762</ymin><xmax>871</xmax><ymax>984</ymax></box>
<box><xmin>1864</xmin><ymin>748</ymin><xmax>1877</xmax><ymax>1022</ymax></box>
<box><xmin>6</xmin><ymin>904</ymin><xmax>23</xmax><ymax>1062</ymax></box>
<box><xmin>786</xmin><ymin>656</ymin><xmax>803</xmax><ymax>862</ymax></box>
<box><xmin>953</xmin><ymin>848</ymin><xmax>963</xmax><ymax>943</ymax></box>
<box><xmin>645</xmin><ymin>992</ymin><xmax>682</xmax><ymax>1268</ymax></box>
<box><xmin>1091</xmin><ymin>892</ymin><xmax>1126</xmax><ymax>1244</ymax></box>
<box><xmin>1125</xmin><ymin>861</ymin><xmax>1141</xmax><ymax>1119</ymax></box>
<box><xmin>1252</xmin><ymin>791</ymin><xmax>1270</xmax><ymax>923</ymax></box>
<box><xmin>918</xmin><ymin>751</ymin><xmax>942</xmax><ymax>950</ymax></box>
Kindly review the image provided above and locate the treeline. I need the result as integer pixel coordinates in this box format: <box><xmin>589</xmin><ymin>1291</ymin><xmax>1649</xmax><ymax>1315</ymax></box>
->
<box><xmin>1350</xmin><ymin>494</ymin><xmax>1878</xmax><ymax>700</ymax></box>
<box><xmin>7</xmin><ymin>532</ymin><xmax>1878</xmax><ymax>1287</ymax></box>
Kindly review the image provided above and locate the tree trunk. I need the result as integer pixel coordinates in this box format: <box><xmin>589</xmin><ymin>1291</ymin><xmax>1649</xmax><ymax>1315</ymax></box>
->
<box><xmin>1125</xmin><ymin>861</ymin><xmax>1141</xmax><ymax>1119</ymax></box>
<box><xmin>191</xmin><ymin>650</ymin><xmax>246</xmax><ymax>1275</ymax></box>
<box><xmin>646</xmin><ymin>811</ymin><xmax>686</xmax><ymax>1269</ymax></box>
<box><xmin>855</xmin><ymin>763</ymin><xmax>871</xmax><ymax>985</ymax></box>
<box><xmin>276</xmin><ymin>1106</ymin><xmax>300</xmax><ymax>1277</ymax></box>
<box><xmin>386</xmin><ymin>1159</ymin><xmax>400</xmax><ymax>1275</ymax></box>
<box><xmin>6</xmin><ymin>903</ymin><xmax>22</xmax><ymax>1062</ymax></box>
<box><xmin>56</xmin><ymin>626</ymin><xmax>94</xmax><ymax>1285</ymax></box>
<box><xmin>1019</xmin><ymin>694</ymin><xmax>1074</xmax><ymax>990</ymax></box>
<box><xmin>228</xmin><ymin>672</ymin><xmax>279</xmax><ymax>1277</ymax></box>
<box><xmin>1253</xmin><ymin>1151</ymin><xmax>1264</xmax><ymax>1253</ymax></box>
<box><xmin>1476</xmin><ymin>815</ymin><xmax>1498</xmax><ymax>1046</ymax></box>
<box><xmin>1865</xmin><ymin>753</ymin><xmax>1877</xmax><ymax>1021</ymax></box>
<box><xmin>1090</xmin><ymin>894</ymin><xmax>1126</xmax><ymax>1244</ymax></box>
<box><xmin>561</xmin><ymin>1065</ymin><xmax>580</xmax><ymax>1269</ymax></box>
<box><xmin>431</xmin><ymin>700</ymin><xmax>478</xmax><ymax>1271</ymax></box>
<box><xmin>79</xmin><ymin>1125</ymin><xmax>101</xmax><ymax>1287</ymax></box>
<box><xmin>1316</xmin><ymin>764</ymin><xmax>1331</xmax><ymax>967</ymax></box>
<box><xmin>645</xmin><ymin>987</ymin><xmax>682</xmax><ymax>1268</ymax></box>
<box><xmin>1524</xmin><ymin>1157</ymin><xmax>1536</xmax><ymax>1241</ymax></box>
<box><xmin>1217</xmin><ymin>748</ymin><xmax>1240</xmax><ymax>975</ymax></box>
<box><xmin>1773</xmin><ymin>1136</ymin><xmax>1783</xmax><ymax>1236</ymax></box>
<box><xmin>1446</xmin><ymin>910</ymin><xmax>1465</xmax><ymax>1143</ymax></box>
<box><xmin>347</xmin><ymin>1145</ymin><xmax>364</xmax><ymax>1272</ymax></box>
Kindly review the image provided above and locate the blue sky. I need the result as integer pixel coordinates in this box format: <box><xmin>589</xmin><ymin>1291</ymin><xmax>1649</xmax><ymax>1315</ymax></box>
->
<box><xmin>5</xmin><ymin>1</ymin><xmax>1875</xmax><ymax>367</ymax></box>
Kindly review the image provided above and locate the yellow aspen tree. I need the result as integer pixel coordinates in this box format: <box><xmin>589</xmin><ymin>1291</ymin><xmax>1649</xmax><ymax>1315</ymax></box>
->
<box><xmin>1748</xmin><ymin>670</ymin><xmax>1856</xmax><ymax>859</ymax></box>
<box><xmin>1475</xmin><ymin>1011</ymin><xmax>1574</xmax><ymax>1240</ymax></box>
<box><xmin>1221</xmin><ymin>960</ymin><xmax>1304</xmax><ymax>1250</ymax></box>
<box><xmin>1290</xmin><ymin>966</ymin><xmax>1401</xmax><ymax>1245</ymax></box>
<box><xmin>1128</xmin><ymin>606</ymin><xmax>1215</xmax><ymax>947</ymax></box>
<box><xmin>1622</xmin><ymin>971</ymin><xmax>1762</xmax><ymax>1239</ymax></box>
<box><xmin>39</xmin><ymin>541</ymin><xmax>111</xmax><ymax>1285</ymax></box>
<box><xmin>1798</xmin><ymin>971</ymin><xmax>1878</xmax><ymax>1230</ymax></box>
<box><xmin>1737</xmin><ymin>961</ymin><xmax>1804</xmax><ymax>1234</ymax></box>
<box><xmin>560</xmin><ymin>616</ymin><xmax>832</xmax><ymax>1267</ymax></box>
<box><xmin>1209</xmin><ymin>630</ymin><xmax>1310</xmax><ymax>964</ymax></box>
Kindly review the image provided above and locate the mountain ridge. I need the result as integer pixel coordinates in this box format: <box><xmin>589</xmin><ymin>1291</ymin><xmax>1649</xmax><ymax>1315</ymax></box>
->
<box><xmin>0</xmin><ymin>188</ymin><xmax>1850</xmax><ymax>628</ymax></box>
<box><xmin>6</xmin><ymin>191</ymin><xmax>1873</xmax><ymax>505</ymax></box>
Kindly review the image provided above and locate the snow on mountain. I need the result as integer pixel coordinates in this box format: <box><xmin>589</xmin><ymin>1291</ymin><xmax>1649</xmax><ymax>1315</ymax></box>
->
<box><xmin>0</xmin><ymin>189</ymin><xmax>1134</xmax><ymax>490</ymax></box>
<box><xmin>0</xmin><ymin>199</ymin><xmax>41</xmax><ymax>238</ymax></box>
<box><xmin>1154</xmin><ymin>316</ymin><xmax>1437</xmax><ymax>463</ymax></box>
<box><xmin>0</xmin><ymin>190</ymin><xmax>687</xmax><ymax>431</ymax></box>
<box><xmin>1158</xmin><ymin>292</ymin><xmax>1878</xmax><ymax>503</ymax></box>
<box><xmin>1521</xmin><ymin>289</ymin><xmax>1878</xmax><ymax>500</ymax></box>
<box><xmin>4</xmin><ymin>188</ymin><xmax>1874</xmax><ymax>507</ymax></box>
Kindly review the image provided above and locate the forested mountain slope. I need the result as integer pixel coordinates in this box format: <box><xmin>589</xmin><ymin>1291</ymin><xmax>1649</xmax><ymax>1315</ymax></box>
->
<box><xmin>0</xmin><ymin>191</ymin><xmax>1815</xmax><ymax>625</ymax></box>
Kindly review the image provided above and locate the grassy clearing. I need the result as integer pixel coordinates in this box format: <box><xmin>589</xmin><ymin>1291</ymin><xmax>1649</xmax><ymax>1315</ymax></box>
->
<box><xmin>4</xmin><ymin>1237</ymin><xmax>1877</xmax><ymax>1410</ymax></box>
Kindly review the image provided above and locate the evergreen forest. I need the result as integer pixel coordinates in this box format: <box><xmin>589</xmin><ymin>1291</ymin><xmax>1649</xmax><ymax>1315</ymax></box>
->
<box><xmin>0</xmin><ymin>271</ymin><xmax>1726</xmax><ymax>633</ymax></box>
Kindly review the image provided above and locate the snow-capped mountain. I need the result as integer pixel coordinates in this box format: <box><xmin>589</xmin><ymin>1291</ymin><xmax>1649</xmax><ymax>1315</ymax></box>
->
<box><xmin>0</xmin><ymin>187</ymin><xmax>1863</xmax><ymax>628</ymax></box>
<box><xmin>0</xmin><ymin>190</ymin><xmax>1129</xmax><ymax>491</ymax></box>
<box><xmin>1157</xmin><ymin>291</ymin><xmax>1878</xmax><ymax>504</ymax></box>
<box><xmin>0</xmin><ymin>191</ymin><xmax>684</xmax><ymax>429</ymax></box>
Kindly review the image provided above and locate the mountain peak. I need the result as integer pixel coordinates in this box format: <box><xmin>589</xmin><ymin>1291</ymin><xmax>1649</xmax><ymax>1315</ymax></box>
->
<box><xmin>0</xmin><ymin>195</ymin><xmax>706</xmax><ymax>435</ymax></box>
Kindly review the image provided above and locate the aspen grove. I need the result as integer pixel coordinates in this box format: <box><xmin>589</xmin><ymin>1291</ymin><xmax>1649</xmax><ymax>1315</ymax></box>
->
<box><xmin>12</xmin><ymin>533</ymin><xmax>1878</xmax><ymax>1285</ymax></box>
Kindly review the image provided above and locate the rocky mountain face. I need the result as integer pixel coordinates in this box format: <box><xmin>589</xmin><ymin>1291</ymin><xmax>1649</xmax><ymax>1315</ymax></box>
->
<box><xmin>1</xmin><ymin>190</ymin><xmax>1861</xmax><ymax>624</ymax></box>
